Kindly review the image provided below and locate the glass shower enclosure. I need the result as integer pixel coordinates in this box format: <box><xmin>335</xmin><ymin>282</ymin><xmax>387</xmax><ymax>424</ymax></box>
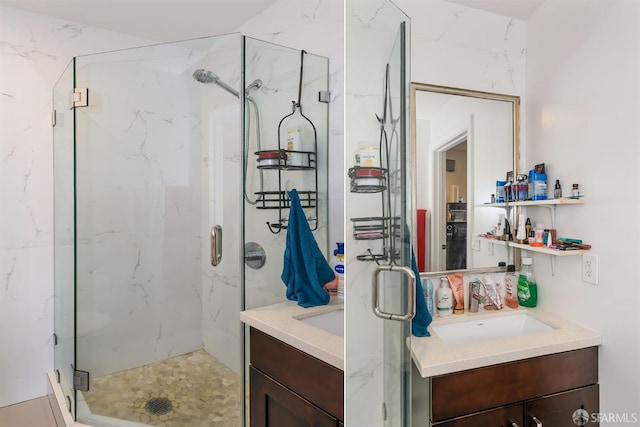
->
<box><xmin>53</xmin><ymin>34</ymin><xmax>329</xmax><ymax>427</ymax></box>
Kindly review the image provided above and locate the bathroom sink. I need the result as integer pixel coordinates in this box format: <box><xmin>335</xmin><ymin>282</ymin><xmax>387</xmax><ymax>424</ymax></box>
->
<box><xmin>295</xmin><ymin>308</ymin><xmax>344</xmax><ymax>338</ymax></box>
<box><xmin>431</xmin><ymin>313</ymin><xmax>555</xmax><ymax>345</ymax></box>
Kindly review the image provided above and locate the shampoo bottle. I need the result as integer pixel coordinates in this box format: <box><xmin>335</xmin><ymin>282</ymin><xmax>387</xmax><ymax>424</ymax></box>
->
<box><xmin>423</xmin><ymin>279</ymin><xmax>434</xmax><ymax>317</ymax></box>
<box><xmin>333</xmin><ymin>243</ymin><xmax>345</xmax><ymax>300</ymax></box>
<box><xmin>436</xmin><ymin>277</ymin><xmax>453</xmax><ymax>317</ymax></box>
<box><xmin>517</xmin><ymin>258</ymin><xmax>538</xmax><ymax>307</ymax></box>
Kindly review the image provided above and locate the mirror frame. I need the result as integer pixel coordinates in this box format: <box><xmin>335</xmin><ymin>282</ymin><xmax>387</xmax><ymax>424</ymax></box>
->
<box><xmin>410</xmin><ymin>82</ymin><xmax>521</xmax><ymax>274</ymax></box>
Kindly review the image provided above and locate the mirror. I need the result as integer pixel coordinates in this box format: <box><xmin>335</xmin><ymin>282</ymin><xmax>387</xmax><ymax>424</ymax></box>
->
<box><xmin>410</xmin><ymin>83</ymin><xmax>520</xmax><ymax>272</ymax></box>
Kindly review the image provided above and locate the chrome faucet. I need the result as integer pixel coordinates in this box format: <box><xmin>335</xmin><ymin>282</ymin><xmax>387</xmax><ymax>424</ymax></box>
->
<box><xmin>469</xmin><ymin>278</ymin><xmax>503</xmax><ymax>312</ymax></box>
<box><xmin>469</xmin><ymin>280</ymin><xmax>483</xmax><ymax>312</ymax></box>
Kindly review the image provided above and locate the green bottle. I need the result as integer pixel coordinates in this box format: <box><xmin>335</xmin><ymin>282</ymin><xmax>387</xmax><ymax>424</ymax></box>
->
<box><xmin>517</xmin><ymin>258</ymin><xmax>538</xmax><ymax>307</ymax></box>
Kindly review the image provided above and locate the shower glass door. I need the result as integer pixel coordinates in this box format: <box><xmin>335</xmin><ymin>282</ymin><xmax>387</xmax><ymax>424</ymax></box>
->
<box><xmin>379</xmin><ymin>21</ymin><xmax>412</xmax><ymax>426</ymax></box>
<box><xmin>53</xmin><ymin>58</ymin><xmax>76</xmax><ymax>420</ymax></box>
<box><xmin>69</xmin><ymin>34</ymin><xmax>245</xmax><ymax>427</ymax></box>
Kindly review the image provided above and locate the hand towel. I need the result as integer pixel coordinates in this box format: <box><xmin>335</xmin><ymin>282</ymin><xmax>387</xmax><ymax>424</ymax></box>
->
<box><xmin>411</xmin><ymin>247</ymin><xmax>432</xmax><ymax>337</ymax></box>
<box><xmin>281</xmin><ymin>189</ymin><xmax>334</xmax><ymax>308</ymax></box>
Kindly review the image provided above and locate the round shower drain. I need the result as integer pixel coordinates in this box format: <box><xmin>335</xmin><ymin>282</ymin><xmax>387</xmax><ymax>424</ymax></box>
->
<box><xmin>145</xmin><ymin>397</ymin><xmax>173</xmax><ymax>415</ymax></box>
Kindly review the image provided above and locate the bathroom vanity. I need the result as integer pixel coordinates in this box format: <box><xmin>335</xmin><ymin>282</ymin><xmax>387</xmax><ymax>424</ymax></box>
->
<box><xmin>240</xmin><ymin>302</ymin><xmax>344</xmax><ymax>427</ymax></box>
<box><xmin>410</xmin><ymin>309</ymin><xmax>602</xmax><ymax>426</ymax></box>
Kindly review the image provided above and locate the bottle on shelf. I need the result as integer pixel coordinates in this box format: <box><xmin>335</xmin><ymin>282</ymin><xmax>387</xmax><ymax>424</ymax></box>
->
<box><xmin>554</xmin><ymin>179</ymin><xmax>562</xmax><ymax>199</ymax></box>
<box><xmin>572</xmin><ymin>183</ymin><xmax>580</xmax><ymax>198</ymax></box>
<box><xmin>517</xmin><ymin>258</ymin><xmax>538</xmax><ymax>307</ymax></box>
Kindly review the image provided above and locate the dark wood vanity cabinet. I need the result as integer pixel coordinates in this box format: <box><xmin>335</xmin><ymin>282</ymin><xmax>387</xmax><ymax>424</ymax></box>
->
<box><xmin>249</xmin><ymin>328</ymin><xmax>344</xmax><ymax>427</ymax></box>
<box><xmin>431</xmin><ymin>347</ymin><xmax>599</xmax><ymax>426</ymax></box>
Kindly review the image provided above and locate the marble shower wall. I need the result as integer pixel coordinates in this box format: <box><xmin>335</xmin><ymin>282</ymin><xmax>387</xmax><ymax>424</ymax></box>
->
<box><xmin>0</xmin><ymin>6</ymin><xmax>153</xmax><ymax>406</ymax></box>
<box><xmin>238</xmin><ymin>0</ymin><xmax>345</xmax><ymax>248</ymax></box>
<box><xmin>72</xmin><ymin>39</ymin><xmax>233</xmax><ymax>377</ymax></box>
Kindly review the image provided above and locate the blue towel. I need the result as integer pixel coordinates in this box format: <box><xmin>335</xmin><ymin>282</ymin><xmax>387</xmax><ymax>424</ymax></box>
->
<box><xmin>281</xmin><ymin>189</ymin><xmax>334</xmax><ymax>308</ymax></box>
<box><xmin>411</xmin><ymin>245</ymin><xmax>432</xmax><ymax>337</ymax></box>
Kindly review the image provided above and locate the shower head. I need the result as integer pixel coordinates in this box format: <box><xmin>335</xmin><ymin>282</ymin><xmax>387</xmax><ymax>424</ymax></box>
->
<box><xmin>192</xmin><ymin>68</ymin><xmax>240</xmax><ymax>98</ymax></box>
<box><xmin>192</xmin><ymin>68</ymin><xmax>216</xmax><ymax>84</ymax></box>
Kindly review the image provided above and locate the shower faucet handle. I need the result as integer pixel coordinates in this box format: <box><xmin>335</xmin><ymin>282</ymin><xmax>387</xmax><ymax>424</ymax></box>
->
<box><xmin>211</xmin><ymin>225</ymin><xmax>222</xmax><ymax>267</ymax></box>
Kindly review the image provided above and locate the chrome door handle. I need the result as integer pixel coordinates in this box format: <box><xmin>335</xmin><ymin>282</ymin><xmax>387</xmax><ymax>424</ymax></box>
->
<box><xmin>371</xmin><ymin>265</ymin><xmax>416</xmax><ymax>321</ymax></box>
<box><xmin>211</xmin><ymin>225</ymin><xmax>222</xmax><ymax>266</ymax></box>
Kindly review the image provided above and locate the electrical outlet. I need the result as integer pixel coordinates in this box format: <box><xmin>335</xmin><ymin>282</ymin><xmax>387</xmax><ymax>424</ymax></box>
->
<box><xmin>486</xmin><ymin>241</ymin><xmax>494</xmax><ymax>256</ymax></box>
<box><xmin>582</xmin><ymin>254</ymin><xmax>599</xmax><ymax>285</ymax></box>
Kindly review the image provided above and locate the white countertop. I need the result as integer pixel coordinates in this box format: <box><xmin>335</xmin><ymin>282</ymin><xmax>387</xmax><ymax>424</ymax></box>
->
<box><xmin>240</xmin><ymin>300</ymin><xmax>344</xmax><ymax>370</ymax></box>
<box><xmin>411</xmin><ymin>307</ymin><xmax>602</xmax><ymax>378</ymax></box>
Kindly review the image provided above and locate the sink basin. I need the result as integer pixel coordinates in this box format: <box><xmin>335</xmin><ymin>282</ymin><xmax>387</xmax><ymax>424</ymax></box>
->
<box><xmin>296</xmin><ymin>308</ymin><xmax>344</xmax><ymax>338</ymax></box>
<box><xmin>431</xmin><ymin>313</ymin><xmax>555</xmax><ymax>345</ymax></box>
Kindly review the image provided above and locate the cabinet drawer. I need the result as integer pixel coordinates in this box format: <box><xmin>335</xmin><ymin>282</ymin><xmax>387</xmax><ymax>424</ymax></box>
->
<box><xmin>431</xmin><ymin>347</ymin><xmax>598</xmax><ymax>422</ymax></box>
<box><xmin>435</xmin><ymin>402</ymin><xmax>523</xmax><ymax>427</ymax></box>
<box><xmin>526</xmin><ymin>384</ymin><xmax>599</xmax><ymax>427</ymax></box>
<box><xmin>250</xmin><ymin>327</ymin><xmax>344</xmax><ymax>420</ymax></box>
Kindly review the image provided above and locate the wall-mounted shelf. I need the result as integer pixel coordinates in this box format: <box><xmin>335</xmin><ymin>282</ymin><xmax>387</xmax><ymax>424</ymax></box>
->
<box><xmin>475</xmin><ymin>198</ymin><xmax>588</xmax><ymax>275</ymax></box>
<box><xmin>508</xmin><ymin>242</ymin><xmax>586</xmax><ymax>256</ymax></box>
<box><xmin>479</xmin><ymin>198</ymin><xmax>585</xmax><ymax>208</ymax></box>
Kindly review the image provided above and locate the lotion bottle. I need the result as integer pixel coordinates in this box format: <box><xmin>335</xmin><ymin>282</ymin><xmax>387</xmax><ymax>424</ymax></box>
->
<box><xmin>436</xmin><ymin>276</ymin><xmax>453</xmax><ymax>317</ymax></box>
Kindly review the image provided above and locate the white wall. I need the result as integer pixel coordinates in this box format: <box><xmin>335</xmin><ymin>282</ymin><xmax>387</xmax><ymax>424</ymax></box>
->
<box><xmin>526</xmin><ymin>0</ymin><xmax>640</xmax><ymax>420</ymax></box>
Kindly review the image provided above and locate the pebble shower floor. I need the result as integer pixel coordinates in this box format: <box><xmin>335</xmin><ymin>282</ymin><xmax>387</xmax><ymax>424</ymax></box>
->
<box><xmin>82</xmin><ymin>349</ymin><xmax>241</xmax><ymax>427</ymax></box>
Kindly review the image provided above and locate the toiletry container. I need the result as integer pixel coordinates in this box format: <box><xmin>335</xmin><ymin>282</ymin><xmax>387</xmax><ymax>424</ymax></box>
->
<box><xmin>423</xmin><ymin>279</ymin><xmax>434</xmax><ymax>317</ymax></box>
<box><xmin>516</xmin><ymin>174</ymin><xmax>528</xmax><ymax>201</ymax></box>
<box><xmin>528</xmin><ymin>170</ymin><xmax>535</xmax><ymax>199</ymax></box>
<box><xmin>554</xmin><ymin>179</ymin><xmax>562</xmax><ymax>199</ymax></box>
<box><xmin>496</xmin><ymin>181</ymin><xmax>506</xmax><ymax>203</ymax></box>
<box><xmin>286</xmin><ymin>127</ymin><xmax>304</xmax><ymax>166</ymax></box>
<box><xmin>504</xmin><ymin>264</ymin><xmax>519</xmax><ymax>309</ymax></box>
<box><xmin>333</xmin><ymin>243</ymin><xmax>345</xmax><ymax>300</ymax></box>
<box><xmin>435</xmin><ymin>277</ymin><xmax>453</xmax><ymax>317</ymax></box>
<box><xmin>532</xmin><ymin>172</ymin><xmax>548</xmax><ymax>200</ymax></box>
<box><xmin>359</xmin><ymin>145</ymin><xmax>380</xmax><ymax>168</ymax></box>
<box><xmin>504</xmin><ymin>178</ymin><xmax>513</xmax><ymax>202</ymax></box>
<box><xmin>517</xmin><ymin>258</ymin><xmax>538</xmax><ymax>307</ymax></box>
<box><xmin>572</xmin><ymin>183</ymin><xmax>580</xmax><ymax>198</ymax></box>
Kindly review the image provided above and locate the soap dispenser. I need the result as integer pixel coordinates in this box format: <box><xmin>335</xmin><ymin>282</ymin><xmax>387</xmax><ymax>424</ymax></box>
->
<box><xmin>435</xmin><ymin>277</ymin><xmax>453</xmax><ymax>317</ymax></box>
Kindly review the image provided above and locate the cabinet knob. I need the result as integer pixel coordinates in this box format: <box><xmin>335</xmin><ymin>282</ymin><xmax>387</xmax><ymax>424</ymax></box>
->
<box><xmin>530</xmin><ymin>416</ymin><xmax>543</xmax><ymax>427</ymax></box>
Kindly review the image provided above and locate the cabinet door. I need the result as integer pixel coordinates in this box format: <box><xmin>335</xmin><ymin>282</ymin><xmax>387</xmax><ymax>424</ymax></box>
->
<box><xmin>435</xmin><ymin>403</ymin><xmax>523</xmax><ymax>427</ymax></box>
<box><xmin>250</xmin><ymin>366</ymin><xmax>339</xmax><ymax>427</ymax></box>
<box><xmin>525</xmin><ymin>384</ymin><xmax>599</xmax><ymax>427</ymax></box>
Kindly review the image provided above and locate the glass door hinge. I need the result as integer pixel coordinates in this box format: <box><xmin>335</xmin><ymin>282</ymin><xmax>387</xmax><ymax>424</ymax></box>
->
<box><xmin>318</xmin><ymin>91</ymin><xmax>330</xmax><ymax>103</ymax></box>
<box><xmin>53</xmin><ymin>333</ymin><xmax>58</xmax><ymax>345</ymax></box>
<box><xmin>73</xmin><ymin>88</ymin><xmax>89</xmax><ymax>108</ymax></box>
<box><xmin>73</xmin><ymin>369</ymin><xmax>90</xmax><ymax>392</ymax></box>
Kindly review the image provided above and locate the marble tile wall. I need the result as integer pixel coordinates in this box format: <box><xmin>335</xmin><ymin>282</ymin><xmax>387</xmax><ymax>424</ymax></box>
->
<box><xmin>0</xmin><ymin>6</ymin><xmax>153</xmax><ymax>406</ymax></box>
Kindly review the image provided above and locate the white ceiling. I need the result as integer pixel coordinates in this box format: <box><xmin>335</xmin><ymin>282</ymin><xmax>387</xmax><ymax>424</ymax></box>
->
<box><xmin>0</xmin><ymin>0</ymin><xmax>280</xmax><ymax>42</ymax></box>
<box><xmin>445</xmin><ymin>0</ymin><xmax>545</xmax><ymax>20</ymax></box>
<box><xmin>0</xmin><ymin>0</ymin><xmax>544</xmax><ymax>42</ymax></box>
